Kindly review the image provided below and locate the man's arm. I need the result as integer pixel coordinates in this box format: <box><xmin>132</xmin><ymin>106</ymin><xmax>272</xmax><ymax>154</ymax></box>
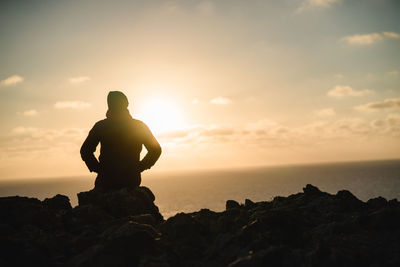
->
<box><xmin>80</xmin><ymin>123</ymin><xmax>100</xmax><ymax>173</ymax></box>
<box><xmin>139</xmin><ymin>123</ymin><xmax>162</xmax><ymax>172</ymax></box>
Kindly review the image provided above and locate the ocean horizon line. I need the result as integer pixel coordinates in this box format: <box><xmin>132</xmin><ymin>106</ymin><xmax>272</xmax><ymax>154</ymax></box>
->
<box><xmin>1</xmin><ymin>157</ymin><xmax>399</xmax><ymax>183</ymax></box>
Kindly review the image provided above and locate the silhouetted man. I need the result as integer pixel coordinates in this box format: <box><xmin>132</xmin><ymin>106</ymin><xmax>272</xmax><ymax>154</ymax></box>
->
<box><xmin>80</xmin><ymin>91</ymin><xmax>161</xmax><ymax>190</ymax></box>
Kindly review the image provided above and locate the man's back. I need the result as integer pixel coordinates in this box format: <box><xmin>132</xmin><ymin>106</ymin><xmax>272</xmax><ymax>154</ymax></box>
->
<box><xmin>80</xmin><ymin>91</ymin><xmax>161</xmax><ymax>190</ymax></box>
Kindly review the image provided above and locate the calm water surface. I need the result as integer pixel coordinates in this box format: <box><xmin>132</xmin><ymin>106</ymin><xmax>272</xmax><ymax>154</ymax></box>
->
<box><xmin>1</xmin><ymin>160</ymin><xmax>399</xmax><ymax>218</ymax></box>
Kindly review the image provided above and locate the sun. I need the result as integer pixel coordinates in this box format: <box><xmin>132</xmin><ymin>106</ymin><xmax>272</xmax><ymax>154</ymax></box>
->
<box><xmin>136</xmin><ymin>98</ymin><xmax>184</xmax><ymax>134</ymax></box>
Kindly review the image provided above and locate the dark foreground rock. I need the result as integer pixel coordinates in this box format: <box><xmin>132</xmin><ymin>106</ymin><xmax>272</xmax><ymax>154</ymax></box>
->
<box><xmin>1</xmin><ymin>184</ymin><xmax>400</xmax><ymax>267</ymax></box>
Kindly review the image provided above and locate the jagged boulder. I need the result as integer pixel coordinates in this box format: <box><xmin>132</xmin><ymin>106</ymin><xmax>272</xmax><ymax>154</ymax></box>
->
<box><xmin>68</xmin><ymin>221</ymin><xmax>160</xmax><ymax>267</ymax></box>
<box><xmin>1</xmin><ymin>184</ymin><xmax>400</xmax><ymax>267</ymax></box>
<box><xmin>0</xmin><ymin>196</ymin><xmax>59</xmax><ymax>230</ymax></box>
<box><xmin>334</xmin><ymin>189</ymin><xmax>366</xmax><ymax>212</ymax></box>
<box><xmin>226</xmin><ymin>200</ymin><xmax>241</xmax><ymax>210</ymax></box>
<box><xmin>77</xmin><ymin>186</ymin><xmax>163</xmax><ymax>223</ymax></box>
<box><xmin>367</xmin><ymin>196</ymin><xmax>388</xmax><ymax>209</ymax></box>
<box><xmin>158</xmin><ymin>185</ymin><xmax>400</xmax><ymax>267</ymax></box>
<box><xmin>303</xmin><ymin>184</ymin><xmax>322</xmax><ymax>195</ymax></box>
<box><xmin>0</xmin><ymin>195</ymin><xmax>73</xmax><ymax>266</ymax></box>
<box><xmin>43</xmin><ymin>194</ymin><xmax>72</xmax><ymax>211</ymax></box>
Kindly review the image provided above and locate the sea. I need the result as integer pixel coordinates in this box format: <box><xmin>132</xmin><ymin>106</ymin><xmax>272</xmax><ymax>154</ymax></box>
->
<box><xmin>0</xmin><ymin>159</ymin><xmax>399</xmax><ymax>218</ymax></box>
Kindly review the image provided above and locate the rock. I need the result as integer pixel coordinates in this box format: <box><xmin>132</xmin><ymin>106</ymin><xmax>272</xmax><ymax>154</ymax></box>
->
<box><xmin>226</xmin><ymin>200</ymin><xmax>240</xmax><ymax>210</ymax></box>
<box><xmin>228</xmin><ymin>254</ymin><xmax>252</xmax><ymax>267</ymax></box>
<box><xmin>160</xmin><ymin>213</ymin><xmax>202</xmax><ymax>241</ymax></box>
<box><xmin>129</xmin><ymin>214</ymin><xmax>157</xmax><ymax>226</ymax></box>
<box><xmin>245</xmin><ymin>199</ymin><xmax>255</xmax><ymax>208</ymax></box>
<box><xmin>63</xmin><ymin>204</ymin><xmax>113</xmax><ymax>229</ymax></box>
<box><xmin>388</xmin><ymin>198</ymin><xmax>399</xmax><ymax>207</ymax></box>
<box><xmin>303</xmin><ymin>184</ymin><xmax>322</xmax><ymax>195</ymax></box>
<box><xmin>335</xmin><ymin>189</ymin><xmax>365</xmax><ymax>212</ymax></box>
<box><xmin>367</xmin><ymin>196</ymin><xmax>387</xmax><ymax>209</ymax></box>
<box><xmin>77</xmin><ymin>186</ymin><xmax>163</xmax><ymax>223</ymax></box>
<box><xmin>365</xmin><ymin>207</ymin><xmax>400</xmax><ymax>229</ymax></box>
<box><xmin>228</xmin><ymin>246</ymin><xmax>295</xmax><ymax>267</ymax></box>
<box><xmin>102</xmin><ymin>220</ymin><xmax>160</xmax><ymax>241</ymax></box>
<box><xmin>43</xmin><ymin>194</ymin><xmax>72</xmax><ymax>210</ymax></box>
<box><xmin>137</xmin><ymin>186</ymin><xmax>156</xmax><ymax>202</ymax></box>
<box><xmin>0</xmin><ymin>196</ymin><xmax>59</xmax><ymax>230</ymax></box>
<box><xmin>1</xmin><ymin>184</ymin><xmax>400</xmax><ymax>267</ymax></box>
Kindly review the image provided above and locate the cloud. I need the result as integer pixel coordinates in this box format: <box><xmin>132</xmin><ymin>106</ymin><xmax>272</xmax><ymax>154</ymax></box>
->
<box><xmin>246</xmin><ymin>119</ymin><xmax>279</xmax><ymax>131</ymax></box>
<box><xmin>210</xmin><ymin>97</ymin><xmax>232</xmax><ymax>105</ymax></box>
<box><xmin>192</xmin><ymin>98</ymin><xmax>200</xmax><ymax>104</ymax></box>
<box><xmin>342</xmin><ymin>32</ymin><xmax>400</xmax><ymax>45</ymax></box>
<box><xmin>192</xmin><ymin>117</ymin><xmax>388</xmax><ymax>147</ymax></box>
<box><xmin>387</xmin><ymin>70</ymin><xmax>399</xmax><ymax>77</ymax></box>
<box><xmin>158</xmin><ymin>125</ymin><xmax>237</xmax><ymax>142</ymax></box>
<box><xmin>11</xmin><ymin>127</ymin><xmax>39</xmax><ymax>135</ymax></box>
<box><xmin>0</xmin><ymin>75</ymin><xmax>24</xmax><ymax>86</ymax></box>
<box><xmin>10</xmin><ymin>127</ymin><xmax>86</xmax><ymax>141</ymax></box>
<box><xmin>382</xmin><ymin>32</ymin><xmax>400</xmax><ymax>39</ymax></box>
<box><xmin>327</xmin><ymin>85</ymin><xmax>373</xmax><ymax>98</ymax></box>
<box><xmin>297</xmin><ymin>0</ymin><xmax>341</xmax><ymax>12</ymax></box>
<box><xmin>196</xmin><ymin>1</ymin><xmax>214</xmax><ymax>15</ymax></box>
<box><xmin>295</xmin><ymin>118</ymin><xmax>374</xmax><ymax>144</ymax></box>
<box><xmin>69</xmin><ymin>76</ymin><xmax>90</xmax><ymax>84</ymax></box>
<box><xmin>200</xmin><ymin>128</ymin><xmax>235</xmax><ymax>136</ymax></box>
<box><xmin>315</xmin><ymin>108</ymin><xmax>336</xmax><ymax>117</ymax></box>
<box><xmin>5</xmin><ymin>114</ymin><xmax>399</xmax><ymax>165</ymax></box>
<box><xmin>307</xmin><ymin>0</ymin><xmax>341</xmax><ymax>8</ymax></box>
<box><xmin>371</xmin><ymin>114</ymin><xmax>400</xmax><ymax>137</ymax></box>
<box><xmin>238</xmin><ymin>117</ymin><xmax>374</xmax><ymax>148</ymax></box>
<box><xmin>355</xmin><ymin>98</ymin><xmax>400</xmax><ymax>112</ymax></box>
<box><xmin>22</xmin><ymin>109</ymin><xmax>38</xmax><ymax>116</ymax></box>
<box><xmin>54</xmin><ymin>101</ymin><xmax>91</xmax><ymax>109</ymax></box>
<box><xmin>158</xmin><ymin>130</ymin><xmax>191</xmax><ymax>139</ymax></box>
<box><xmin>2</xmin><ymin>126</ymin><xmax>88</xmax><ymax>158</ymax></box>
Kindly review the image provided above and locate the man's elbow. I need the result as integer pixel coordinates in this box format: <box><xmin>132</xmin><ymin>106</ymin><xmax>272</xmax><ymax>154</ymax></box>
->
<box><xmin>155</xmin><ymin>145</ymin><xmax>162</xmax><ymax>158</ymax></box>
<box><xmin>80</xmin><ymin>145</ymin><xmax>90</xmax><ymax>160</ymax></box>
<box><xmin>150</xmin><ymin>144</ymin><xmax>162</xmax><ymax>159</ymax></box>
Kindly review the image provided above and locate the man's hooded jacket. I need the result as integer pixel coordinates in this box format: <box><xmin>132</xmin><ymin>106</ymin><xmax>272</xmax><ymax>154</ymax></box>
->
<box><xmin>80</xmin><ymin>91</ymin><xmax>161</xmax><ymax>190</ymax></box>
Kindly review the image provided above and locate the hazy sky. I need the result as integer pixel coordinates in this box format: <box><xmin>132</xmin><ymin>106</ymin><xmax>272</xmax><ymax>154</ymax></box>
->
<box><xmin>1</xmin><ymin>0</ymin><xmax>399</xmax><ymax>179</ymax></box>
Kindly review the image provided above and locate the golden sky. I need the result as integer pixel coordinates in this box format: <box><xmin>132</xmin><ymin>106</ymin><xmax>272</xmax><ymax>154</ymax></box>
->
<box><xmin>0</xmin><ymin>0</ymin><xmax>400</xmax><ymax>179</ymax></box>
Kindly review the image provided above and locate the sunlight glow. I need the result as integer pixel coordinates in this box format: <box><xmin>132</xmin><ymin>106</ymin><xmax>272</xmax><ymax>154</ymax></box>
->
<box><xmin>136</xmin><ymin>98</ymin><xmax>185</xmax><ymax>135</ymax></box>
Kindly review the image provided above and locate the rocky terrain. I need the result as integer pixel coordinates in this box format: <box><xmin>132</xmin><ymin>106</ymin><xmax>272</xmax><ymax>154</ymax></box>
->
<box><xmin>0</xmin><ymin>184</ymin><xmax>399</xmax><ymax>267</ymax></box>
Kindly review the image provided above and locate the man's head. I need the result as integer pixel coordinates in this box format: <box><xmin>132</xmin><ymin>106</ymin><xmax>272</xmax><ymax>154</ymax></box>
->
<box><xmin>107</xmin><ymin>91</ymin><xmax>129</xmax><ymax>110</ymax></box>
